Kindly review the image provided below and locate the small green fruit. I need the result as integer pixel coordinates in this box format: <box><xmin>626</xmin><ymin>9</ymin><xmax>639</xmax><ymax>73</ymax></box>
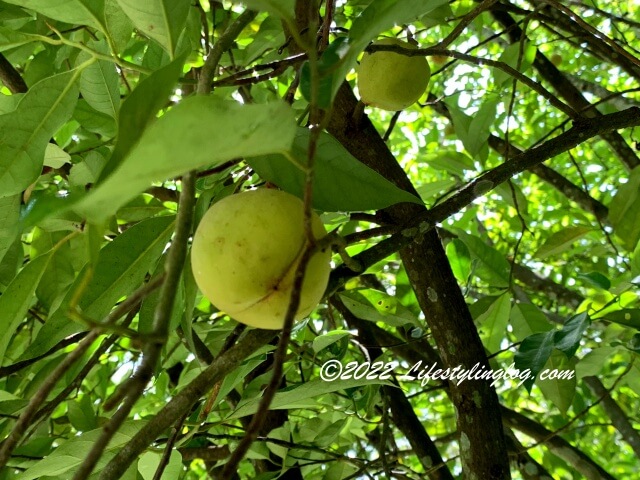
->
<box><xmin>357</xmin><ymin>38</ymin><xmax>431</xmax><ymax>111</ymax></box>
<box><xmin>191</xmin><ymin>189</ymin><xmax>331</xmax><ymax>329</ymax></box>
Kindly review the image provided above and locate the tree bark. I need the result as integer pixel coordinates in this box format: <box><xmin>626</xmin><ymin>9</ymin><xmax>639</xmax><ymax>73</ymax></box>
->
<box><xmin>327</xmin><ymin>82</ymin><xmax>512</xmax><ymax>479</ymax></box>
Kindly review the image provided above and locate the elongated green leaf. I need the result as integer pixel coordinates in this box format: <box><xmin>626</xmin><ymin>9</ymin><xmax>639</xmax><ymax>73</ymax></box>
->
<box><xmin>510</xmin><ymin>303</ymin><xmax>553</xmax><ymax>342</ymax></box>
<box><xmin>0</xmin><ymin>70</ymin><xmax>80</xmax><ymax>197</ymax></box>
<box><xmin>609</xmin><ymin>166</ymin><xmax>640</xmax><ymax>250</ymax></box>
<box><xmin>0</xmin><ymin>26</ymin><xmax>38</xmax><ymax>52</ymax></box>
<box><xmin>313</xmin><ymin>330</ymin><xmax>351</xmax><ymax>354</ymax></box>
<box><xmin>575</xmin><ymin>346</ymin><xmax>619</xmax><ymax>378</ymax></box>
<box><xmin>16</xmin><ymin>421</ymin><xmax>145</xmax><ymax>480</ymax></box>
<box><xmin>31</xmin><ymin>229</ymin><xmax>77</xmax><ymax>311</ymax></box>
<box><xmin>0</xmin><ymin>195</ymin><xmax>20</xmax><ymax>264</ymax></box>
<box><xmin>476</xmin><ymin>293</ymin><xmax>512</xmax><ymax>353</ymax></box>
<box><xmin>554</xmin><ymin>312</ymin><xmax>590</xmax><ymax>358</ymax></box>
<box><xmin>514</xmin><ymin>330</ymin><xmax>556</xmax><ymax>391</ymax></box>
<box><xmin>595</xmin><ymin>309</ymin><xmax>640</xmax><ymax>330</ymax></box>
<box><xmin>466</xmin><ymin>99</ymin><xmax>498</xmax><ymax>159</ymax></box>
<box><xmin>536</xmin><ymin>350</ymin><xmax>576</xmax><ymax>415</ymax></box>
<box><xmin>228</xmin><ymin>378</ymin><xmax>393</xmax><ymax>419</ymax></box>
<box><xmin>116</xmin><ymin>0</ymin><xmax>190</xmax><ymax>57</ymax></box>
<box><xmin>98</xmin><ymin>53</ymin><xmax>186</xmax><ymax>181</ymax></box>
<box><xmin>76</xmin><ymin>98</ymin><xmax>297</xmax><ymax>221</ymax></box>
<box><xmin>455</xmin><ymin>231</ymin><xmax>511</xmax><ymax>288</ymax></box>
<box><xmin>78</xmin><ymin>48</ymin><xmax>120</xmax><ymax>119</ymax></box>
<box><xmin>534</xmin><ymin>226</ymin><xmax>593</xmax><ymax>260</ymax></box>
<box><xmin>445</xmin><ymin>238</ymin><xmax>471</xmax><ymax>284</ymax></box>
<box><xmin>104</xmin><ymin>0</ymin><xmax>135</xmax><ymax>53</ymax></box>
<box><xmin>338</xmin><ymin>291</ymin><xmax>420</xmax><ymax>327</ymax></box>
<box><xmin>2</xmin><ymin>0</ymin><xmax>106</xmax><ymax>31</ymax></box>
<box><xmin>231</xmin><ymin>0</ymin><xmax>294</xmax><ymax>21</ymax></box>
<box><xmin>19</xmin><ymin>216</ymin><xmax>175</xmax><ymax>361</ymax></box>
<box><xmin>248</xmin><ymin>128</ymin><xmax>421</xmax><ymax>211</ymax></box>
<box><xmin>0</xmin><ymin>253</ymin><xmax>52</xmax><ymax>364</ymax></box>
<box><xmin>0</xmin><ymin>238</ymin><xmax>22</xmax><ymax>292</ymax></box>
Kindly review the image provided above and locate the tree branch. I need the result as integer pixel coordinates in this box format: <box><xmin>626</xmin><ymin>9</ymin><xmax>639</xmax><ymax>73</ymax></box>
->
<box><xmin>0</xmin><ymin>53</ymin><xmax>27</xmax><ymax>94</ymax></box>
<box><xmin>327</xmin><ymin>107</ymin><xmax>640</xmax><ymax>294</ymax></box>
<box><xmin>74</xmin><ymin>173</ymin><xmax>196</xmax><ymax>479</ymax></box>
<box><xmin>99</xmin><ymin>328</ymin><xmax>277</xmax><ymax>480</ymax></box>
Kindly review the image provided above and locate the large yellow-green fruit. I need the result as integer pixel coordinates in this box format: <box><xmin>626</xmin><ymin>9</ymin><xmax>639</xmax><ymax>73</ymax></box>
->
<box><xmin>357</xmin><ymin>38</ymin><xmax>431</xmax><ymax>111</ymax></box>
<box><xmin>191</xmin><ymin>189</ymin><xmax>331</xmax><ymax>329</ymax></box>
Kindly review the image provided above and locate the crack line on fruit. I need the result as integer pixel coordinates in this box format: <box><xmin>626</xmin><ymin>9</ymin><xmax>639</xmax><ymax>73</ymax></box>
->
<box><xmin>228</xmin><ymin>235</ymin><xmax>319</xmax><ymax>316</ymax></box>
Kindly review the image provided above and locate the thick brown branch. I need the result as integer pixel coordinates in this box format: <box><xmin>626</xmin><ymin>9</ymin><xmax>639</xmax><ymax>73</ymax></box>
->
<box><xmin>328</xmin><ymin>80</ymin><xmax>512</xmax><ymax>479</ymax></box>
<box><xmin>328</xmin><ymin>107</ymin><xmax>640</xmax><ymax>294</ymax></box>
<box><xmin>501</xmin><ymin>407</ymin><xmax>617</xmax><ymax>480</ymax></box>
<box><xmin>0</xmin><ymin>53</ymin><xmax>27</xmax><ymax>94</ymax></box>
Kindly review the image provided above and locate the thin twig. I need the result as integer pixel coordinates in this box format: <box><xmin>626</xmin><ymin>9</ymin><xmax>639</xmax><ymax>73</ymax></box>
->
<box><xmin>72</xmin><ymin>174</ymin><xmax>196</xmax><ymax>479</ymax></box>
<box><xmin>197</xmin><ymin>9</ymin><xmax>258</xmax><ymax>95</ymax></box>
<box><xmin>0</xmin><ymin>274</ymin><xmax>164</xmax><ymax>468</ymax></box>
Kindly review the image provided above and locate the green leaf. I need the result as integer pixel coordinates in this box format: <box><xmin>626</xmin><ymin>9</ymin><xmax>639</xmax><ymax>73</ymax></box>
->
<box><xmin>338</xmin><ymin>291</ymin><xmax>420</xmax><ymax>327</ymax></box>
<box><xmin>510</xmin><ymin>303</ymin><xmax>553</xmax><ymax>342</ymax></box>
<box><xmin>77</xmin><ymin>97</ymin><xmax>296</xmax><ymax>222</ymax></box>
<box><xmin>2</xmin><ymin>0</ymin><xmax>107</xmax><ymax>31</ymax></box>
<box><xmin>228</xmin><ymin>378</ymin><xmax>393</xmax><ymax>419</ymax></box>
<box><xmin>43</xmin><ymin>143</ymin><xmax>71</xmax><ymax>168</ymax></box>
<box><xmin>416</xmin><ymin>178</ymin><xmax>458</xmax><ymax>201</ymax></box>
<box><xmin>31</xmin><ymin>229</ymin><xmax>78</xmax><ymax>312</ymax></box>
<box><xmin>0</xmin><ymin>26</ymin><xmax>38</xmax><ymax>52</ymax></box>
<box><xmin>494</xmin><ymin>42</ymin><xmax>537</xmax><ymax>85</ymax></box>
<box><xmin>67</xmin><ymin>395</ymin><xmax>98</xmax><ymax>432</ymax></box>
<box><xmin>98</xmin><ymin>53</ymin><xmax>187</xmax><ymax>181</ymax></box>
<box><xmin>248</xmin><ymin>128</ymin><xmax>422</xmax><ymax>212</ymax></box>
<box><xmin>595</xmin><ymin>309</ymin><xmax>640</xmax><ymax>329</ymax></box>
<box><xmin>313</xmin><ymin>330</ymin><xmax>352</xmax><ymax>354</ymax></box>
<box><xmin>609</xmin><ymin>166</ymin><xmax>640</xmax><ymax>251</ymax></box>
<box><xmin>466</xmin><ymin>99</ymin><xmax>498</xmax><ymax>159</ymax></box>
<box><xmin>230</xmin><ymin>0</ymin><xmax>294</xmax><ymax>22</ymax></box>
<box><xmin>324</xmin><ymin>460</ymin><xmax>360</xmax><ymax>480</ymax></box>
<box><xmin>577</xmin><ymin>271</ymin><xmax>611</xmax><ymax>290</ymax></box>
<box><xmin>575</xmin><ymin>346</ymin><xmax>619</xmax><ymax>378</ymax></box>
<box><xmin>0</xmin><ymin>253</ymin><xmax>52</xmax><ymax>364</ymax></box>
<box><xmin>0</xmin><ymin>70</ymin><xmax>80</xmax><ymax>197</ymax></box>
<box><xmin>476</xmin><ymin>293</ymin><xmax>511</xmax><ymax>353</ymax></box>
<box><xmin>104</xmin><ymin>0</ymin><xmax>135</xmax><ymax>53</ymax></box>
<box><xmin>535</xmin><ymin>350</ymin><xmax>576</xmax><ymax>415</ymax></box>
<box><xmin>0</xmin><ymin>238</ymin><xmax>22</xmax><ymax>292</ymax></box>
<box><xmin>554</xmin><ymin>312</ymin><xmax>590</xmax><ymax>358</ymax></box>
<box><xmin>420</xmin><ymin>150</ymin><xmax>475</xmax><ymax>177</ymax></box>
<box><xmin>445</xmin><ymin>238</ymin><xmax>471</xmax><ymax>284</ymax></box>
<box><xmin>534</xmin><ymin>226</ymin><xmax>593</xmax><ymax>260</ymax></box>
<box><xmin>18</xmin><ymin>215</ymin><xmax>175</xmax><ymax>361</ymax></box>
<box><xmin>16</xmin><ymin>421</ymin><xmax>145</xmax><ymax>480</ymax></box>
<box><xmin>78</xmin><ymin>46</ymin><xmax>121</xmax><ymax>119</ymax></box>
<box><xmin>138</xmin><ymin>451</ymin><xmax>183</xmax><ymax>480</ymax></box>
<box><xmin>0</xmin><ymin>195</ymin><xmax>20</xmax><ymax>264</ymax></box>
<box><xmin>514</xmin><ymin>330</ymin><xmax>556</xmax><ymax>391</ymax></box>
<box><xmin>115</xmin><ymin>0</ymin><xmax>191</xmax><ymax>57</ymax></box>
<box><xmin>300</xmin><ymin>37</ymin><xmax>351</xmax><ymax>109</ymax></box>
<box><xmin>455</xmin><ymin>231</ymin><xmax>510</xmax><ymax>288</ymax></box>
